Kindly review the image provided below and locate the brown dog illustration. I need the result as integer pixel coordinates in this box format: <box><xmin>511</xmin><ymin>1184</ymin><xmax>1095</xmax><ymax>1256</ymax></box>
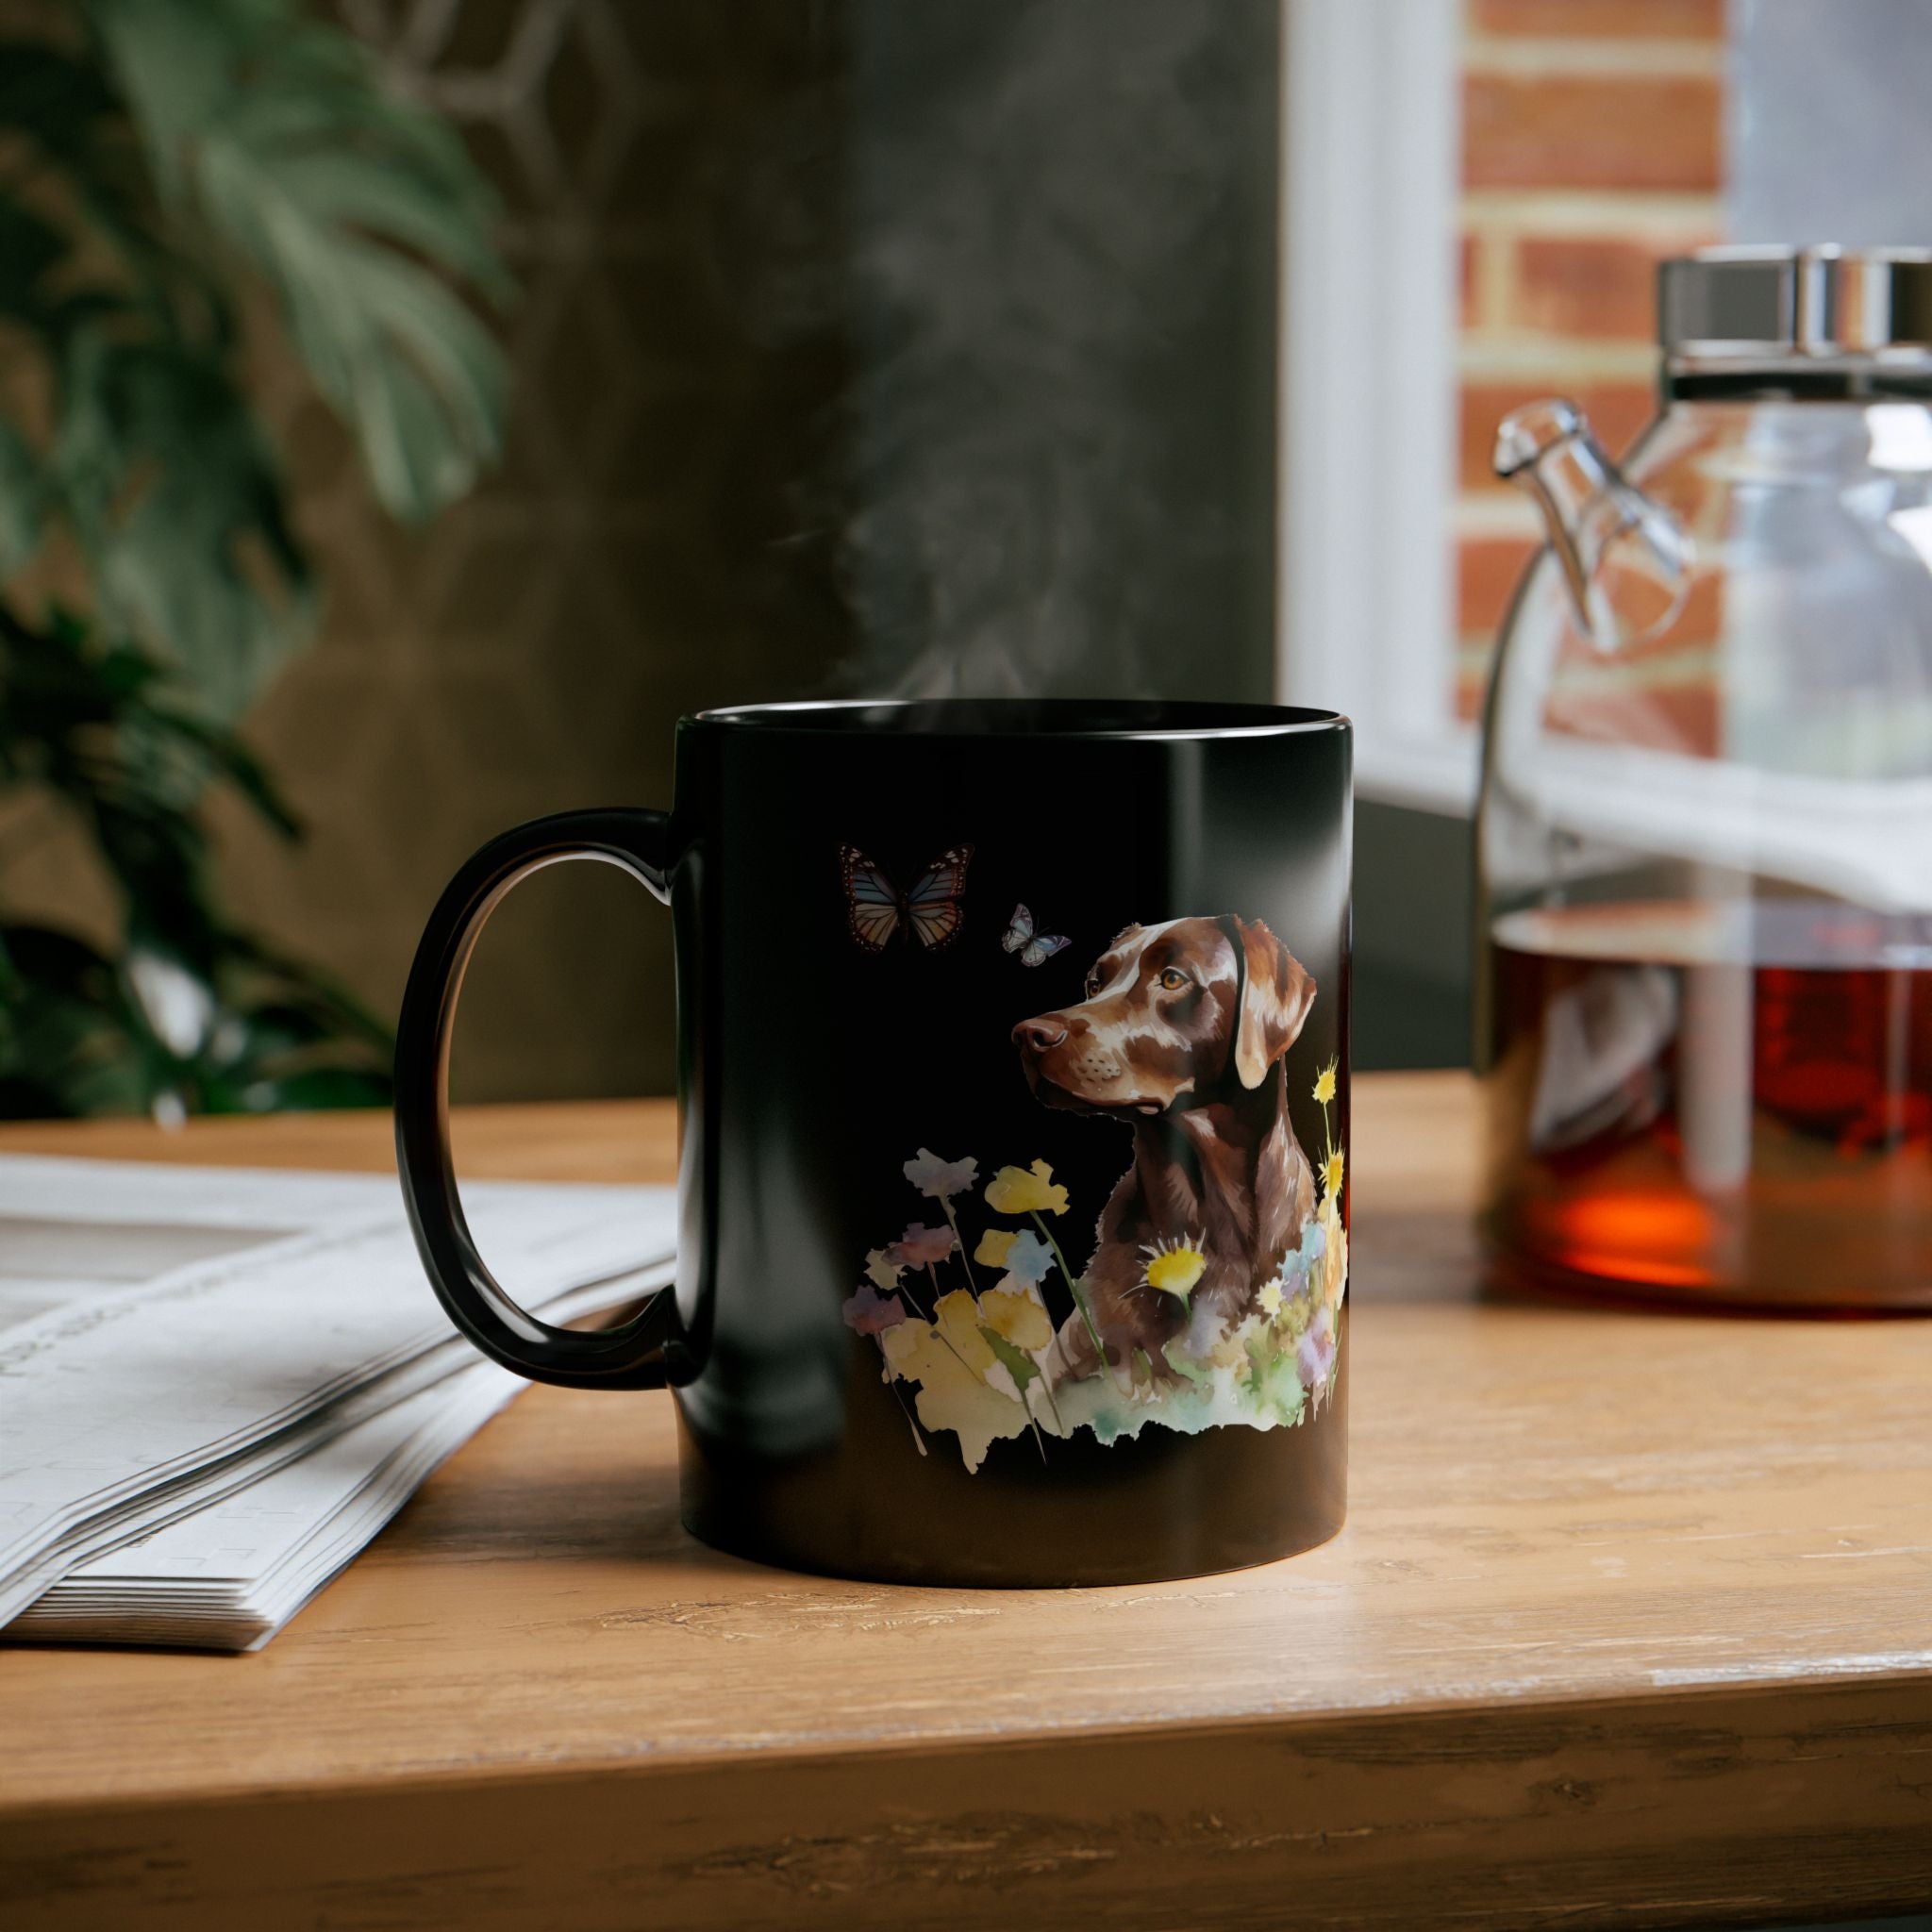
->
<box><xmin>1011</xmin><ymin>916</ymin><xmax>1318</xmax><ymax>1388</ymax></box>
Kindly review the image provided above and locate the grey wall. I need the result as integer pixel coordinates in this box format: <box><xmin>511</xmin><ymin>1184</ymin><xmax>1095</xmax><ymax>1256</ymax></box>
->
<box><xmin>212</xmin><ymin>0</ymin><xmax>1284</xmax><ymax>1104</ymax></box>
<box><xmin>1730</xmin><ymin>0</ymin><xmax>1932</xmax><ymax>245</ymax></box>
<box><xmin>835</xmin><ymin>0</ymin><xmax>1280</xmax><ymax>703</ymax></box>
<box><xmin>1353</xmin><ymin>800</ymin><xmax>1472</xmax><ymax>1071</ymax></box>
<box><xmin>225</xmin><ymin>0</ymin><xmax>1453</xmax><ymax>1087</ymax></box>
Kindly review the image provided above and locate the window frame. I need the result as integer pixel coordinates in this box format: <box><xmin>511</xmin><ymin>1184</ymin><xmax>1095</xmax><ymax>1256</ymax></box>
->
<box><xmin>1275</xmin><ymin>0</ymin><xmax>1477</xmax><ymax>816</ymax></box>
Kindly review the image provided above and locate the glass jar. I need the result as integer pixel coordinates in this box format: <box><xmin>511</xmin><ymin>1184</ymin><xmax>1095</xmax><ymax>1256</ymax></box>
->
<box><xmin>1477</xmin><ymin>246</ymin><xmax>1932</xmax><ymax>1309</ymax></box>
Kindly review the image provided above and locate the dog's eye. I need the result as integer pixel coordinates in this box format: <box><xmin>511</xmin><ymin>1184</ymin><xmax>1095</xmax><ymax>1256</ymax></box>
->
<box><xmin>1158</xmin><ymin>968</ymin><xmax>1190</xmax><ymax>991</ymax></box>
<box><xmin>1085</xmin><ymin>973</ymin><xmax>1100</xmax><ymax>996</ymax></box>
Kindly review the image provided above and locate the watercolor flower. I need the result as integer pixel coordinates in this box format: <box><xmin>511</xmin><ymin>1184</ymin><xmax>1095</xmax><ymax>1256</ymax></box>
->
<box><xmin>881</xmin><ymin>1311</ymin><xmax>1032</xmax><ymax>1474</ymax></box>
<box><xmin>1319</xmin><ymin>1195</ymin><xmax>1348</xmax><ymax>1311</ymax></box>
<box><xmin>890</xmin><ymin>1223</ymin><xmax>956</xmax><ymax>1268</ymax></box>
<box><xmin>997</xmin><ymin>1229</ymin><xmax>1056</xmax><ymax>1288</ymax></box>
<box><xmin>864</xmin><ymin>1247</ymin><xmax>904</xmax><ymax>1291</ymax></box>
<box><xmin>974</xmin><ymin>1227</ymin><xmax>1017</xmax><ymax>1269</ymax></box>
<box><xmin>931</xmin><ymin>1289</ymin><xmax>998</xmax><ymax>1373</ymax></box>
<box><xmin>1321</xmin><ymin>1148</ymin><xmax>1345</xmax><ymax>1200</ymax></box>
<box><xmin>841</xmin><ymin>1283</ymin><xmax>907</xmax><ymax>1335</ymax></box>
<box><xmin>1312</xmin><ymin>1060</ymin><xmax>1338</xmax><ymax>1106</ymax></box>
<box><xmin>1296</xmin><ymin>1303</ymin><xmax>1337</xmax><ymax>1391</ymax></box>
<box><xmin>985</xmin><ymin>1158</ymin><xmax>1071</xmax><ymax>1217</ymax></box>
<box><xmin>978</xmin><ymin>1283</ymin><xmax>1053</xmax><ymax>1353</ymax></box>
<box><xmin>1278</xmin><ymin>1218</ymin><xmax>1325</xmax><ymax>1291</ymax></box>
<box><xmin>1257</xmin><ymin>1277</ymin><xmax>1284</xmax><ymax>1319</ymax></box>
<box><xmin>904</xmin><ymin>1148</ymin><xmax>979</xmax><ymax>1200</ymax></box>
<box><xmin>1141</xmin><ymin>1233</ymin><xmax>1208</xmax><ymax>1302</ymax></box>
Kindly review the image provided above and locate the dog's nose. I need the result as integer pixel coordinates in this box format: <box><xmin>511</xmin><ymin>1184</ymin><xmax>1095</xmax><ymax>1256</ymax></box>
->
<box><xmin>1012</xmin><ymin>1016</ymin><xmax>1068</xmax><ymax>1055</ymax></box>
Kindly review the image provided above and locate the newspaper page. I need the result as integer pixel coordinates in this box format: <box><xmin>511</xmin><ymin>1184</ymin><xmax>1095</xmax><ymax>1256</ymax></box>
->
<box><xmin>0</xmin><ymin>1158</ymin><xmax>676</xmax><ymax>1632</ymax></box>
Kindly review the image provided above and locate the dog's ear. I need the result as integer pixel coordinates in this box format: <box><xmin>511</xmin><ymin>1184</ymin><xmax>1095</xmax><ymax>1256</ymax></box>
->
<box><xmin>1231</xmin><ymin>918</ymin><xmax>1317</xmax><ymax>1090</ymax></box>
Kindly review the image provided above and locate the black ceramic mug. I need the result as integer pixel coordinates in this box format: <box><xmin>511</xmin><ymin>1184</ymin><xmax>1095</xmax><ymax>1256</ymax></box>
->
<box><xmin>395</xmin><ymin>699</ymin><xmax>1351</xmax><ymax>1587</ymax></box>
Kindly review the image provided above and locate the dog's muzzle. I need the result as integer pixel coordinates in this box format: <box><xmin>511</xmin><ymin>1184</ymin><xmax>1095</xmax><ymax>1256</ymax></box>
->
<box><xmin>1011</xmin><ymin>1017</ymin><xmax>1069</xmax><ymax>1056</ymax></box>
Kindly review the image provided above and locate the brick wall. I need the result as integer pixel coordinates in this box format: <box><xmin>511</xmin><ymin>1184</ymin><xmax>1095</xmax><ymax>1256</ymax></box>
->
<box><xmin>1455</xmin><ymin>0</ymin><xmax>1726</xmax><ymax>719</ymax></box>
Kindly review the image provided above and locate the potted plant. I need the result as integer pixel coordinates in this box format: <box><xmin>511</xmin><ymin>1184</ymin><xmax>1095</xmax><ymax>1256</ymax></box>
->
<box><xmin>0</xmin><ymin>0</ymin><xmax>507</xmax><ymax>1117</ymax></box>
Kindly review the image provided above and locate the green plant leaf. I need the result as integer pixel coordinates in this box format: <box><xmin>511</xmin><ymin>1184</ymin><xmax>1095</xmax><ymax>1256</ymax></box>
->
<box><xmin>0</xmin><ymin>0</ymin><xmax>490</xmax><ymax>1119</ymax></box>
<box><xmin>0</xmin><ymin>43</ymin><xmax>122</xmax><ymax>165</ymax></box>
<box><xmin>0</xmin><ymin>418</ymin><xmax>43</xmax><ymax>572</ymax></box>
<box><xmin>0</xmin><ymin>198</ymin><xmax>69</xmax><ymax>325</ymax></box>
<box><xmin>47</xmin><ymin>330</ymin><xmax>312</xmax><ymax>714</ymax></box>
<box><xmin>91</xmin><ymin>0</ymin><xmax>509</xmax><ymax>524</ymax></box>
<box><xmin>0</xmin><ymin>923</ymin><xmax>151</xmax><ymax>1118</ymax></box>
<box><xmin>0</xmin><ymin>30</ymin><xmax>217</xmax><ymax>334</ymax></box>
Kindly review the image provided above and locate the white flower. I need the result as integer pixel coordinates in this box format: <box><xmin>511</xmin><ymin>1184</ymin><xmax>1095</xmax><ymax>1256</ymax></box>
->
<box><xmin>903</xmin><ymin>1147</ymin><xmax>979</xmax><ymax>1200</ymax></box>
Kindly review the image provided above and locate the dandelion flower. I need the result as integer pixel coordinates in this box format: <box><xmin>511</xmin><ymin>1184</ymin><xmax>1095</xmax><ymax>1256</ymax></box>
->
<box><xmin>985</xmin><ymin>1158</ymin><xmax>1071</xmax><ymax>1217</ymax></box>
<box><xmin>1257</xmin><ymin>1277</ymin><xmax>1284</xmax><ymax>1319</ymax></box>
<box><xmin>1141</xmin><ymin>1232</ymin><xmax>1208</xmax><ymax>1301</ymax></box>
<box><xmin>974</xmin><ymin>1227</ymin><xmax>1017</xmax><ymax>1269</ymax></box>
<box><xmin>1321</xmin><ymin>1148</ymin><xmax>1345</xmax><ymax>1200</ymax></box>
<box><xmin>903</xmin><ymin>1148</ymin><xmax>979</xmax><ymax>1200</ymax></box>
<box><xmin>1312</xmin><ymin>1060</ymin><xmax>1338</xmax><ymax>1106</ymax></box>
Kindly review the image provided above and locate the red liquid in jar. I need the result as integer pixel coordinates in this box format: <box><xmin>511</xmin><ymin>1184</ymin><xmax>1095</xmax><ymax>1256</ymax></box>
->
<box><xmin>1483</xmin><ymin>900</ymin><xmax>1932</xmax><ymax>1308</ymax></box>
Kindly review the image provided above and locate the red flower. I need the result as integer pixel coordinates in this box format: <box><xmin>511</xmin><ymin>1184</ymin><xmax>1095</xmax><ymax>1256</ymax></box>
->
<box><xmin>889</xmin><ymin>1223</ymin><xmax>956</xmax><ymax>1268</ymax></box>
<box><xmin>842</xmin><ymin>1284</ymin><xmax>907</xmax><ymax>1335</ymax></box>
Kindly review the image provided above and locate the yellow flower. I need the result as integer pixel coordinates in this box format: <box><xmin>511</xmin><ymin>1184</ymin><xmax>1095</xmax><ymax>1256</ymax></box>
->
<box><xmin>933</xmin><ymin>1289</ymin><xmax>998</xmax><ymax>1373</ymax></box>
<box><xmin>880</xmin><ymin>1314</ymin><xmax>1030</xmax><ymax>1474</ymax></box>
<box><xmin>974</xmin><ymin>1227</ymin><xmax>1018</xmax><ymax>1269</ymax></box>
<box><xmin>1141</xmin><ymin>1233</ymin><xmax>1207</xmax><ymax>1301</ymax></box>
<box><xmin>863</xmin><ymin>1247</ymin><xmax>903</xmax><ymax>1291</ymax></box>
<box><xmin>1312</xmin><ymin>1061</ymin><xmax>1338</xmax><ymax>1106</ymax></box>
<box><xmin>1257</xmin><ymin>1277</ymin><xmax>1284</xmax><ymax>1319</ymax></box>
<box><xmin>985</xmin><ymin>1158</ymin><xmax>1070</xmax><ymax>1217</ymax></box>
<box><xmin>1320</xmin><ymin>1194</ymin><xmax>1349</xmax><ymax>1311</ymax></box>
<box><xmin>978</xmin><ymin>1284</ymin><xmax>1052</xmax><ymax>1353</ymax></box>
<box><xmin>1321</xmin><ymin>1148</ymin><xmax>1344</xmax><ymax>1200</ymax></box>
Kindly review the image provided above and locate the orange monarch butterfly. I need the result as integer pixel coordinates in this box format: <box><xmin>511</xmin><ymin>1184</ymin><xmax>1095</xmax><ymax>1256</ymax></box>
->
<box><xmin>839</xmin><ymin>843</ymin><xmax>974</xmax><ymax>952</ymax></box>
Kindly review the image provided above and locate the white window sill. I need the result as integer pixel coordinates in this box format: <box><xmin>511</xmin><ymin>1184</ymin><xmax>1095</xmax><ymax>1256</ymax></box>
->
<box><xmin>1354</xmin><ymin>725</ymin><xmax>1481</xmax><ymax>818</ymax></box>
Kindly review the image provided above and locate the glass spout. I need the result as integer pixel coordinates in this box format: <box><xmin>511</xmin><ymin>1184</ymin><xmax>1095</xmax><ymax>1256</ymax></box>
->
<box><xmin>1494</xmin><ymin>397</ymin><xmax>1691</xmax><ymax>650</ymax></box>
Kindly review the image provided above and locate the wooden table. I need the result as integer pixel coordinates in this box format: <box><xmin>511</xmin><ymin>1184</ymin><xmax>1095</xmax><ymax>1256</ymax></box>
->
<box><xmin>3</xmin><ymin>1074</ymin><xmax>1930</xmax><ymax>1931</ymax></box>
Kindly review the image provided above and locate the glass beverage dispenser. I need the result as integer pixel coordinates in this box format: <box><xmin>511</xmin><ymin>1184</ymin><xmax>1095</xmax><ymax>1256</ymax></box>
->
<box><xmin>1478</xmin><ymin>247</ymin><xmax>1932</xmax><ymax>1309</ymax></box>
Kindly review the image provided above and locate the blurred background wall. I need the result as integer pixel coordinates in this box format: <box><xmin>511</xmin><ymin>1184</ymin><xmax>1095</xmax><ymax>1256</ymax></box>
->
<box><xmin>23</xmin><ymin>0</ymin><xmax>1841</xmax><ymax>1106</ymax></box>
<box><xmin>208</xmin><ymin>0</ymin><xmax>1280</xmax><ymax>1103</ymax></box>
<box><xmin>213</xmin><ymin>2</ymin><xmax>852</xmax><ymax>1106</ymax></box>
<box><xmin>1358</xmin><ymin>0</ymin><xmax>1727</xmax><ymax>1072</ymax></box>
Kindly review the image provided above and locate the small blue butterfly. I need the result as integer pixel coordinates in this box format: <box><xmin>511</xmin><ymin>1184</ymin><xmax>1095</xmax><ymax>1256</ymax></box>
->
<box><xmin>1002</xmin><ymin>904</ymin><xmax>1071</xmax><ymax>968</ymax></box>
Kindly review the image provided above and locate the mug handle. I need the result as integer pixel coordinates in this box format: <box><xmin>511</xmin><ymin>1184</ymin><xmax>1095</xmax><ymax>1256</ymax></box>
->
<box><xmin>394</xmin><ymin>808</ymin><xmax>683</xmax><ymax>1390</ymax></box>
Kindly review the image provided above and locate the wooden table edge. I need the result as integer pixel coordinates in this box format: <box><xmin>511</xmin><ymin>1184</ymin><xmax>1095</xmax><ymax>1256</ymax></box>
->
<box><xmin>8</xmin><ymin>1671</ymin><xmax>1932</xmax><ymax>1930</ymax></box>
<box><xmin>8</xmin><ymin>1076</ymin><xmax>1932</xmax><ymax>1930</ymax></box>
<box><xmin>8</xmin><ymin>1657</ymin><xmax>1932</xmax><ymax>1823</ymax></box>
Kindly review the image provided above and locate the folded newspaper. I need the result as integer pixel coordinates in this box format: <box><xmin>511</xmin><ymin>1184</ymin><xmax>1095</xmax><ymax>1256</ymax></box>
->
<box><xmin>0</xmin><ymin>1156</ymin><xmax>675</xmax><ymax>1652</ymax></box>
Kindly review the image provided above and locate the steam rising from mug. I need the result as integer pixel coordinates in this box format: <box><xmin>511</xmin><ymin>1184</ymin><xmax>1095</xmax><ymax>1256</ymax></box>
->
<box><xmin>766</xmin><ymin>0</ymin><xmax>1279</xmax><ymax>701</ymax></box>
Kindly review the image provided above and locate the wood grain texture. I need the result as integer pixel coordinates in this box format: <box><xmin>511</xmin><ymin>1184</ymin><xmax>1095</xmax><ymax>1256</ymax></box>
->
<box><xmin>3</xmin><ymin>1074</ymin><xmax>1930</xmax><ymax>1930</ymax></box>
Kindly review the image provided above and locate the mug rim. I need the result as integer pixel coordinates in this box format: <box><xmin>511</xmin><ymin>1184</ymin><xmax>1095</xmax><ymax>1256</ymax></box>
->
<box><xmin>688</xmin><ymin>698</ymin><xmax>1350</xmax><ymax>741</ymax></box>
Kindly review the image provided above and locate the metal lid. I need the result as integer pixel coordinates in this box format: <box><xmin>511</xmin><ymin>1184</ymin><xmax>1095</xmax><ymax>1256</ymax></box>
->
<box><xmin>1658</xmin><ymin>246</ymin><xmax>1932</xmax><ymax>362</ymax></box>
